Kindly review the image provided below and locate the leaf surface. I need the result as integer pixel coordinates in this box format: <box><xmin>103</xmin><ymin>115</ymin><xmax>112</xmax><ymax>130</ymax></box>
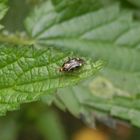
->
<box><xmin>0</xmin><ymin>43</ymin><xmax>102</xmax><ymax>115</ymax></box>
<box><xmin>25</xmin><ymin>0</ymin><xmax>140</xmax><ymax>127</ymax></box>
<box><xmin>25</xmin><ymin>1</ymin><xmax>140</xmax><ymax>94</ymax></box>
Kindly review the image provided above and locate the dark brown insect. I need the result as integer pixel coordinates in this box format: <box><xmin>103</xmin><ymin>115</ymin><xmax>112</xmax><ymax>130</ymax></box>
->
<box><xmin>59</xmin><ymin>57</ymin><xmax>85</xmax><ymax>72</ymax></box>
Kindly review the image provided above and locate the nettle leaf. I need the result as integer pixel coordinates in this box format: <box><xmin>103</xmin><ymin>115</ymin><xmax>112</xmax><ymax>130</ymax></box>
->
<box><xmin>0</xmin><ymin>43</ymin><xmax>102</xmax><ymax>115</ymax></box>
<box><xmin>25</xmin><ymin>0</ymin><xmax>114</xmax><ymax>38</ymax></box>
<box><xmin>25</xmin><ymin>1</ymin><xmax>140</xmax><ymax>95</ymax></box>
<box><xmin>82</xmin><ymin>77</ymin><xmax>140</xmax><ymax>127</ymax></box>
<box><xmin>25</xmin><ymin>0</ymin><xmax>140</xmax><ymax>127</ymax></box>
<box><xmin>26</xmin><ymin>1</ymin><xmax>137</xmax><ymax>93</ymax></box>
<box><xmin>45</xmin><ymin>77</ymin><xmax>140</xmax><ymax>127</ymax></box>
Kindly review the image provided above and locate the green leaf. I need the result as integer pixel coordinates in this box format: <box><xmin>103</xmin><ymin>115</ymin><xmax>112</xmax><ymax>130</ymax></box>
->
<box><xmin>0</xmin><ymin>43</ymin><xmax>102</xmax><ymax>115</ymax></box>
<box><xmin>50</xmin><ymin>77</ymin><xmax>140</xmax><ymax>127</ymax></box>
<box><xmin>25</xmin><ymin>2</ymin><xmax>140</xmax><ymax>94</ymax></box>
<box><xmin>24</xmin><ymin>0</ymin><xmax>140</xmax><ymax>127</ymax></box>
<box><xmin>83</xmin><ymin>77</ymin><xmax>140</xmax><ymax>127</ymax></box>
<box><xmin>25</xmin><ymin>0</ymin><xmax>114</xmax><ymax>37</ymax></box>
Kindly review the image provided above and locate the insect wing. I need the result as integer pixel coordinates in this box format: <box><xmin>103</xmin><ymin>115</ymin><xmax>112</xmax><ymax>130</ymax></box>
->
<box><xmin>67</xmin><ymin>61</ymin><xmax>81</xmax><ymax>71</ymax></box>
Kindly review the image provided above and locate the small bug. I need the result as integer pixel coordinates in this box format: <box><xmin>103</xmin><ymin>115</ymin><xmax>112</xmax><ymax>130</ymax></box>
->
<box><xmin>59</xmin><ymin>57</ymin><xmax>85</xmax><ymax>72</ymax></box>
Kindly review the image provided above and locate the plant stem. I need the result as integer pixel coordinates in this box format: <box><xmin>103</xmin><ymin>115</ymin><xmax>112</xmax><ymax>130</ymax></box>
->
<box><xmin>0</xmin><ymin>34</ymin><xmax>35</xmax><ymax>46</ymax></box>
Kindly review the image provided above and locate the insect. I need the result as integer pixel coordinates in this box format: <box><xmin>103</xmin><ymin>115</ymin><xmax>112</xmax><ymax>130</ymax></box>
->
<box><xmin>59</xmin><ymin>57</ymin><xmax>85</xmax><ymax>72</ymax></box>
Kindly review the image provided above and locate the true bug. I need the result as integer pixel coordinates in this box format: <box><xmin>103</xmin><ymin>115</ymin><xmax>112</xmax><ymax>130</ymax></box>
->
<box><xmin>59</xmin><ymin>57</ymin><xmax>85</xmax><ymax>72</ymax></box>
